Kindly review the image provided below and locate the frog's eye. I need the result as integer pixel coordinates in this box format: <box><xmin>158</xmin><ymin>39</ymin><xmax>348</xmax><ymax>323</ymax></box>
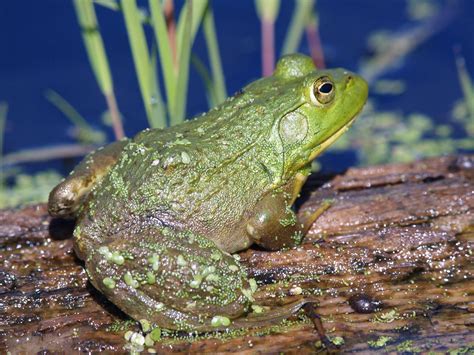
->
<box><xmin>310</xmin><ymin>77</ymin><xmax>335</xmax><ymax>106</ymax></box>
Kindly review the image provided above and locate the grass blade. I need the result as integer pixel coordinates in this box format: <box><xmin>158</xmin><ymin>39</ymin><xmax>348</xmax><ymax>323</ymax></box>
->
<box><xmin>175</xmin><ymin>0</ymin><xmax>208</xmax><ymax>58</ymax></box>
<box><xmin>73</xmin><ymin>0</ymin><xmax>124</xmax><ymax>139</ymax></box>
<box><xmin>44</xmin><ymin>90</ymin><xmax>89</xmax><ymax>130</ymax></box>
<box><xmin>2</xmin><ymin>144</ymin><xmax>96</xmax><ymax>166</ymax></box>
<box><xmin>93</xmin><ymin>0</ymin><xmax>119</xmax><ymax>11</ymax></box>
<box><xmin>45</xmin><ymin>90</ymin><xmax>106</xmax><ymax>145</ymax></box>
<box><xmin>150</xmin><ymin>43</ymin><xmax>167</xmax><ymax>126</ymax></box>
<box><xmin>202</xmin><ymin>5</ymin><xmax>227</xmax><ymax>105</ymax></box>
<box><xmin>281</xmin><ymin>0</ymin><xmax>314</xmax><ymax>55</ymax></box>
<box><xmin>121</xmin><ymin>0</ymin><xmax>165</xmax><ymax>128</ymax></box>
<box><xmin>171</xmin><ymin>0</ymin><xmax>193</xmax><ymax>125</ymax></box>
<box><xmin>455</xmin><ymin>52</ymin><xmax>474</xmax><ymax>135</ymax></box>
<box><xmin>191</xmin><ymin>54</ymin><xmax>218</xmax><ymax>108</ymax></box>
<box><xmin>149</xmin><ymin>0</ymin><xmax>177</xmax><ymax>112</ymax></box>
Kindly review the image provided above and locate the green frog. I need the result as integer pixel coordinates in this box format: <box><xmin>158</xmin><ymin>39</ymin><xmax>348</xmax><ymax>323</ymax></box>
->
<box><xmin>48</xmin><ymin>54</ymin><xmax>368</xmax><ymax>332</ymax></box>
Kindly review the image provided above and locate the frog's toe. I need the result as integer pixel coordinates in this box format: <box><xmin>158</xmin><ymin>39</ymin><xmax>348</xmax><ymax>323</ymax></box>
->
<box><xmin>48</xmin><ymin>139</ymin><xmax>129</xmax><ymax>218</ymax></box>
<box><xmin>84</xmin><ymin>227</ymin><xmax>253</xmax><ymax>331</ymax></box>
<box><xmin>48</xmin><ymin>180</ymin><xmax>83</xmax><ymax>218</ymax></box>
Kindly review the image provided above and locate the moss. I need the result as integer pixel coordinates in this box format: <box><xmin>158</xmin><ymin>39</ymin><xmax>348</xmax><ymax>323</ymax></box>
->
<box><xmin>0</xmin><ymin>171</ymin><xmax>62</xmax><ymax>208</ymax></box>
<box><xmin>106</xmin><ymin>319</ymin><xmax>136</xmax><ymax>332</ymax></box>
<box><xmin>328</xmin><ymin>336</ymin><xmax>345</xmax><ymax>346</ymax></box>
<box><xmin>367</xmin><ymin>335</ymin><xmax>393</xmax><ymax>348</ymax></box>
<box><xmin>448</xmin><ymin>345</ymin><xmax>474</xmax><ymax>355</ymax></box>
<box><xmin>371</xmin><ymin>309</ymin><xmax>399</xmax><ymax>323</ymax></box>
<box><xmin>396</xmin><ymin>340</ymin><xmax>421</xmax><ymax>353</ymax></box>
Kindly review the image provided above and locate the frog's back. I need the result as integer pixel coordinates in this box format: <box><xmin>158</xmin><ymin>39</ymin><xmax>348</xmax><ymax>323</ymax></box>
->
<box><xmin>76</xmin><ymin>77</ymin><xmax>303</xmax><ymax>250</ymax></box>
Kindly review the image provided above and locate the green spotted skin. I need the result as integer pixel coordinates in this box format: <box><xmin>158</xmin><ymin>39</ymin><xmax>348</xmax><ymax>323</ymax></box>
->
<box><xmin>49</xmin><ymin>54</ymin><xmax>368</xmax><ymax>331</ymax></box>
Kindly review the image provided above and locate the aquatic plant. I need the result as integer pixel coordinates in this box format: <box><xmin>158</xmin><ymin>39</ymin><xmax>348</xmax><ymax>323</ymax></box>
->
<box><xmin>1</xmin><ymin>0</ymin><xmax>473</xmax><ymax>207</ymax></box>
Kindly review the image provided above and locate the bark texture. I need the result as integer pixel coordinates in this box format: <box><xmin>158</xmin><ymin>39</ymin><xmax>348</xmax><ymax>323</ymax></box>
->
<box><xmin>0</xmin><ymin>155</ymin><xmax>472</xmax><ymax>353</ymax></box>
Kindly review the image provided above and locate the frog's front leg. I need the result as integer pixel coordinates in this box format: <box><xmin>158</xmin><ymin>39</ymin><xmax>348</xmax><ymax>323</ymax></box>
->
<box><xmin>246</xmin><ymin>190</ymin><xmax>303</xmax><ymax>250</ymax></box>
<box><xmin>246</xmin><ymin>173</ymin><xmax>330</xmax><ymax>250</ymax></box>
<box><xmin>48</xmin><ymin>139</ymin><xmax>129</xmax><ymax>218</ymax></box>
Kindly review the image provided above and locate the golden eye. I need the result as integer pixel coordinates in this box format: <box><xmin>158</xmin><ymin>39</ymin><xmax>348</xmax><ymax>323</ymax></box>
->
<box><xmin>310</xmin><ymin>77</ymin><xmax>335</xmax><ymax>105</ymax></box>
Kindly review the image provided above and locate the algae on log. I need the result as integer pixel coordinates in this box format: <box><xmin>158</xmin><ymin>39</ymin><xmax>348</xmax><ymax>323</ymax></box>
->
<box><xmin>0</xmin><ymin>155</ymin><xmax>472</xmax><ymax>353</ymax></box>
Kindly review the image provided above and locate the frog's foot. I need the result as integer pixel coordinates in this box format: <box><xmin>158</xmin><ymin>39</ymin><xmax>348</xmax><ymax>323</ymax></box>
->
<box><xmin>302</xmin><ymin>302</ymin><xmax>334</xmax><ymax>349</ymax></box>
<box><xmin>83</xmin><ymin>226</ymin><xmax>253</xmax><ymax>331</ymax></box>
<box><xmin>301</xmin><ymin>199</ymin><xmax>332</xmax><ymax>233</ymax></box>
<box><xmin>48</xmin><ymin>139</ymin><xmax>128</xmax><ymax>218</ymax></box>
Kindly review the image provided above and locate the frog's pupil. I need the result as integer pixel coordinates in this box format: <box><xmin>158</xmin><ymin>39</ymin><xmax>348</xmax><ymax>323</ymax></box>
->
<box><xmin>319</xmin><ymin>82</ymin><xmax>333</xmax><ymax>94</ymax></box>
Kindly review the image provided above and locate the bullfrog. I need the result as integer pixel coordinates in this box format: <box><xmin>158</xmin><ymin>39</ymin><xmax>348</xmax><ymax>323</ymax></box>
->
<box><xmin>48</xmin><ymin>54</ymin><xmax>368</xmax><ymax>332</ymax></box>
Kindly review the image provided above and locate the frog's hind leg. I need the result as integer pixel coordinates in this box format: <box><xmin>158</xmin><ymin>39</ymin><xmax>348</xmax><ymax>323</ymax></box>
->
<box><xmin>48</xmin><ymin>139</ymin><xmax>129</xmax><ymax>218</ymax></box>
<box><xmin>84</xmin><ymin>226</ymin><xmax>252</xmax><ymax>331</ymax></box>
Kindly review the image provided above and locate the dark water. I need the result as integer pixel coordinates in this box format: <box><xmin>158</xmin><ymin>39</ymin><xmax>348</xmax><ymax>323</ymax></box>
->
<box><xmin>1</xmin><ymin>0</ymin><xmax>473</xmax><ymax>174</ymax></box>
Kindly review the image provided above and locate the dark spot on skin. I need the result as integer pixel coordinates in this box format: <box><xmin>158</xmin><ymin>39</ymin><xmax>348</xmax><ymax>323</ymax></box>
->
<box><xmin>348</xmin><ymin>293</ymin><xmax>383</xmax><ymax>313</ymax></box>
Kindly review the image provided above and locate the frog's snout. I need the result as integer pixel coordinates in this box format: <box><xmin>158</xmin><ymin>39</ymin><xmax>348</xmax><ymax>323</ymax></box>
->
<box><xmin>344</xmin><ymin>71</ymin><xmax>369</xmax><ymax>100</ymax></box>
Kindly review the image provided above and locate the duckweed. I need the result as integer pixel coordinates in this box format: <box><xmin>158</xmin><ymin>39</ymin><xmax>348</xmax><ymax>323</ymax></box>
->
<box><xmin>103</xmin><ymin>277</ymin><xmax>116</xmax><ymax>289</ymax></box>
<box><xmin>211</xmin><ymin>315</ymin><xmax>231</xmax><ymax>327</ymax></box>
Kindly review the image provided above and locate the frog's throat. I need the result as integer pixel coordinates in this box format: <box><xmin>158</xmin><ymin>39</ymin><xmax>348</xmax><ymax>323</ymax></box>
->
<box><xmin>308</xmin><ymin>116</ymin><xmax>356</xmax><ymax>162</ymax></box>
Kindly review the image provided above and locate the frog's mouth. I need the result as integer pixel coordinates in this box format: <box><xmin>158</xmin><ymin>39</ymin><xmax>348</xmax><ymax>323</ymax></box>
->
<box><xmin>307</xmin><ymin>115</ymin><xmax>357</xmax><ymax>162</ymax></box>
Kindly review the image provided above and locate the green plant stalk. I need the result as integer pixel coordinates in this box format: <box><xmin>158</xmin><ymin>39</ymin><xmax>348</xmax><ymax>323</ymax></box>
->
<box><xmin>121</xmin><ymin>0</ymin><xmax>165</xmax><ymax>129</ymax></box>
<box><xmin>73</xmin><ymin>0</ymin><xmax>124</xmax><ymax>139</ymax></box>
<box><xmin>171</xmin><ymin>0</ymin><xmax>193</xmax><ymax>125</ymax></box>
<box><xmin>281</xmin><ymin>0</ymin><xmax>314</xmax><ymax>55</ymax></box>
<box><xmin>175</xmin><ymin>0</ymin><xmax>208</xmax><ymax>59</ymax></box>
<box><xmin>149</xmin><ymin>0</ymin><xmax>177</xmax><ymax>113</ymax></box>
<box><xmin>202</xmin><ymin>5</ymin><xmax>227</xmax><ymax>105</ymax></box>
<box><xmin>255</xmin><ymin>0</ymin><xmax>280</xmax><ymax>21</ymax></box>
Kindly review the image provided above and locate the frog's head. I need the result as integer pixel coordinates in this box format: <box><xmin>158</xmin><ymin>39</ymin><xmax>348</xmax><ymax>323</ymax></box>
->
<box><xmin>267</xmin><ymin>54</ymin><xmax>369</xmax><ymax>180</ymax></box>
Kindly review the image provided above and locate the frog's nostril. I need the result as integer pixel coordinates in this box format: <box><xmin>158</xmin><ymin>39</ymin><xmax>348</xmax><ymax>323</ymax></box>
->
<box><xmin>346</xmin><ymin>75</ymin><xmax>354</xmax><ymax>87</ymax></box>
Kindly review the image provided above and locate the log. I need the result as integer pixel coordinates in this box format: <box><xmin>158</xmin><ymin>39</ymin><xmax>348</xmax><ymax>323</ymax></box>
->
<box><xmin>0</xmin><ymin>155</ymin><xmax>472</xmax><ymax>354</ymax></box>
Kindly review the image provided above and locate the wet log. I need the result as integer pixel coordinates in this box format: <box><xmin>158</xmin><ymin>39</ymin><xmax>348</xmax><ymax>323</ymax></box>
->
<box><xmin>0</xmin><ymin>155</ymin><xmax>472</xmax><ymax>354</ymax></box>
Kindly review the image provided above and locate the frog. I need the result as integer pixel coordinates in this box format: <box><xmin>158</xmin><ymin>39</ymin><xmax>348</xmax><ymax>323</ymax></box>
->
<box><xmin>48</xmin><ymin>54</ymin><xmax>368</xmax><ymax>332</ymax></box>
